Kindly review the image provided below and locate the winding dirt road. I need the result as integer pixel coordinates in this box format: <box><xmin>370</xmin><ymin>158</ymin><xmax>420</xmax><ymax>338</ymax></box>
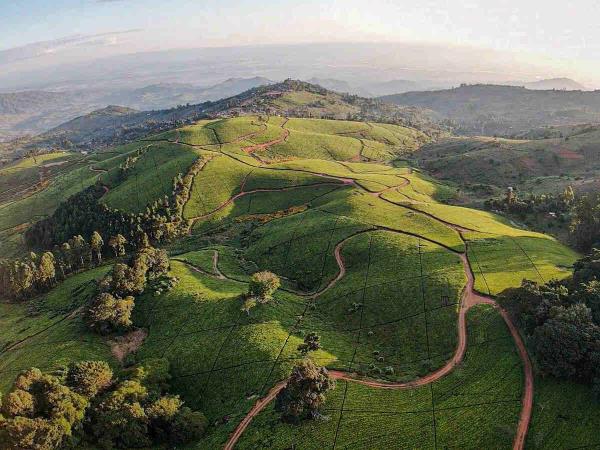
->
<box><xmin>152</xmin><ymin>119</ymin><xmax>533</xmax><ymax>448</ymax></box>
<box><xmin>222</xmin><ymin>228</ymin><xmax>533</xmax><ymax>450</ymax></box>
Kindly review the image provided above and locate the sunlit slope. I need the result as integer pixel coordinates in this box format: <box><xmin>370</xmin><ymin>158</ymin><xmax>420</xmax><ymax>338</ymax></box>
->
<box><xmin>0</xmin><ymin>115</ymin><xmax>589</xmax><ymax>449</ymax></box>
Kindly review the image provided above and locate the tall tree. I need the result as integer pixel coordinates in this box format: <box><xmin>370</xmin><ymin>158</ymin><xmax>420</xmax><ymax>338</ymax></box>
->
<box><xmin>90</xmin><ymin>231</ymin><xmax>104</xmax><ymax>265</ymax></box>
<box><xmin>37</xmin><ymin>252</ymin><xmax>56</xmax><ymax>289</ymax></box>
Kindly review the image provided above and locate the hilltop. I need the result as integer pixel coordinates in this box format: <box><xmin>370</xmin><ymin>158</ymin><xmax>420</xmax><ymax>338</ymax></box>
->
<box><xmin>381</xmin><ymin>84</ymin><xmax>600</xmax><ymax>136</ymax></box>
<box><xmin>1</xmin><ymin>80</ymin><xmax>442</xmax><ymax>163</ymax></box>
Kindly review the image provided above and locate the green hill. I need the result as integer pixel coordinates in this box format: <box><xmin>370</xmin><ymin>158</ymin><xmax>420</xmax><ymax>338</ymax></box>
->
<box><xmin>1</xmin><ymin>115</ymin><xmax>598</xmax><ymax>449</ymax></box>
<box><xmin>381</xmin><ymin>84</ymin><xmax>600</xmax><ymax>136</ymax></box>
<box><xmin>414</xmin><ymin>124</ymin><xmax>600</xmax><ymax>195</ymax></box>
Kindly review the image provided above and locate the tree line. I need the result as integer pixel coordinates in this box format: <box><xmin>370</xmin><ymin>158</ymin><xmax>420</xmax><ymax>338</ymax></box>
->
<box><xmin>485</xmin><ymin>186</ymin><xmax>600</xmax><ymax>251</ymax></box>
<box><xmin>0</xmin><ymin>230</ymin><xmax>150</xmax><ymax>301</ymax></box>
<box><xmin>500</xmin><ymin>250</ymin><xmax>600</xmax><ymax>398</ymax></box>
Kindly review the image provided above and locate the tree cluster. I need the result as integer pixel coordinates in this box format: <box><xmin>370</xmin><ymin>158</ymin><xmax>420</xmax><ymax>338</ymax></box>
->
<box><xmin>0</xmin><ymin>359</ymin><xmax>206</xmax><ymax>450</ymax></box>
<box><xmin>500</xmin><ymin>250</ymin><xmax>600</xmax><ymax>397</ymax></box>
<box><xmin>485</xmin><ymin>186</ymin><xmax>575</xmax><ymax>219</ymax></box>
<box><xmin>87</xmin><ymin>246</ymin><xmax>170</xmax><ymax>334</ymax></box>
<box><xmin>24</xmin><ymin>184</ymin><xmax>181</xmax><ymax>252</ymax></box>
<box><xmin>0</xmin><ymin>231</ymin><xmax>108</xmax><ymax>301</ymax></box>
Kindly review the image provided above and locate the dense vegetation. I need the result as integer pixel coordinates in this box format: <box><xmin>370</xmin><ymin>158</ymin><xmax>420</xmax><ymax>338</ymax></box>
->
<box><xmin>0</xmin><ymin>359</ymin><xmax>206</xmax><ymax>449</ymax></box>
<box><xmin>500</xmin><ymin>250</ymin><xmax>600</xmax><ymax>397</ymax></box>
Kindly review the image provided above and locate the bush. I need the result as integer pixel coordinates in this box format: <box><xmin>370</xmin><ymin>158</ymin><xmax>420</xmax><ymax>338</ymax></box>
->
<box><xmin>248</xmin><ymin>271</ymin><xmax>280</xmax><ymax>302</ymax></box>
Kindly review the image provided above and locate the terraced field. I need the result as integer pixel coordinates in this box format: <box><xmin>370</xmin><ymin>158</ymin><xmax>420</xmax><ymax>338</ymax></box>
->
<box><xmin>0</xmin><ymin>115</ymin><xmax>596</xmax><ymax>449</ymax></box>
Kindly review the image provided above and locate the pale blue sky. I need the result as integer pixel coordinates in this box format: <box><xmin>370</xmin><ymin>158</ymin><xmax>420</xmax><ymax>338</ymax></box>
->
<box><xmin>3</xmin><ymin>0</ymin><xmax>600</xmax><ymax>58</ymax></box>
<box><xmin>3</xmin><ymin>0</ymin><xmax>600</xmax><ymax>85</ymax></box>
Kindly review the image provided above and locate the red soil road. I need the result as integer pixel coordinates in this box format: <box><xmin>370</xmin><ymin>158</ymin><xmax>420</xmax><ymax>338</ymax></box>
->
<box><xmin>188</xmin><ymin>181</ymin><xmax>344</xmax><ymax>222</ymax></box>
<box><xmin>223</xmin><ymin>234</ymin><xmax>534</xmax><ymax>450</ymax></box>
<box><xmin>242</xmin><ymin>119</ymin><xmax>290</xmax><ymax>154</ymax></box>
<box><xmin>223</xmin><ymin>381</ymin><xmax>287</xmax><ymax>450</ymax></box>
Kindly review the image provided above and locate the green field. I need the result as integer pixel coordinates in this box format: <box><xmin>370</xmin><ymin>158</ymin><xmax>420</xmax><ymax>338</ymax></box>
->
<box><xmin>1</xmin><ymin>115</ymin><xmax>596</xmax><ymax>449</ymax></box>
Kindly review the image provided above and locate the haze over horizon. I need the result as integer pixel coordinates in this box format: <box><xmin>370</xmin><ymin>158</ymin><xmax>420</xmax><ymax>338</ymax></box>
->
<box><xmin>2</xmin><ymin>0</ymin><xmax>600</xmax><ymax>90</ymax></box>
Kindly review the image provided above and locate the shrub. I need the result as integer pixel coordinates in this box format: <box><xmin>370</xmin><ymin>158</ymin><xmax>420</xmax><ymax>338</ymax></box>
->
<box><xmin>248</xmin><ymin>271</ymin><xmax>280</xmax><ymax>302</ymax></box>
<box><xmin>169</xmin><ymin>407</ymin><xmax>207</xmax><ymax>444</ymax></box>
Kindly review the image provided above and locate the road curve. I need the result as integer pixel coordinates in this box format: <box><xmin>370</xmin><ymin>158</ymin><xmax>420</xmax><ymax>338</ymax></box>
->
<box><xmin>222</xmin><ymin>230</ymin><xmax>533</xmax><ymax>450</ymax></box>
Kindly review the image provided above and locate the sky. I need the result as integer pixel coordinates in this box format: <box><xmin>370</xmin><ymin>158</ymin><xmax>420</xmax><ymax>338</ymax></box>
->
<box><xmin>2</xmin><ymin>0</ymin><xmax>600</xmax><ymax>85</ymax></box>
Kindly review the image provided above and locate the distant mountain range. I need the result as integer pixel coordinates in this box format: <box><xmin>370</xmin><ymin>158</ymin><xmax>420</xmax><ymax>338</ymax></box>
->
<box><xmin>381</xmin><ymin>83</ymin><xmax>600</xmax><ymax>136</ymax></box>
<box><xmin>305</xmin><ymin>77</ymin><xmax>587</xmax><ymax>97</ymax></box>
<box><xmin>0</xmin><ymin>77</ymin><xmax>274</xmax><ymax>142</ymax></box>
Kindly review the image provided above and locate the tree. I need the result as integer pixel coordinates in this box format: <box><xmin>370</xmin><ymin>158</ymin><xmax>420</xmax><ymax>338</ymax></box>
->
<box><xmin>86</xmin><ymin>293</ymin><xmax>134</xmax><ymax>334</ymax></box>
<box><xmin>67</xmin><ymin>361</ymin><xmax>113</xmax><ymax>398</ymax></box>
<box><xmin>1</xmin><ymin>390</ymin><xmax>36</xmax><ymax>418</ymax></box>
<box><xmin>570</xmin><ymin>193</ymin><xmax>600</xmax><ymax>251</ymax></box>
<box><xmin>573</xmin><ymin>280</ymin><xmax>600</xmax><ymax>324</ymax></box>
<box><xmin>70</xmin><ymin>235</ymin><xmax>88</xmax><ymax>269</ymax></box>
<box><xmin>297</xmin><ymin>332</ymin><xmax>321</xmax><ymax>355</ymax></box>
<box><xmin>88</xmin><ymin>380</ymin><xmax>151</xmax><ymax>449</ymax></box>
<box><xmin>90</xmin><ymin>231</ymin><xmax>104</xmax><ymax>265</ymax></box>
<box><xmin>533</xmin><ymin>304</ymin><xmax>600</xmax><ymax>380</ymax></box>
<box><xmin>248</xmin><ymin>271</ymin><xmax>280</xmax><ymax>302</ymax></box>
<box><xmin>108</xmin><ymin>234</ymin><xmax>127</xmax><ymax>258</ymax></box>
<box><xmin>102</xmin><ymin>262</ymin><xmax>146</xmax><ymax>297</ymax></box>
<box><xmin>0</xmin><ymin>416</ymin><xmax>68</xmax><ymax>450</ymax></box>
<box><xmin>59</xmin><ymin>242</ymin><xmax>73</xmax><ymax>274</ymax></box>
<box><xmin>37</xmin><ymin>252</ymin><xmax>56</xmax><ymax>289</ymax></box>
<box><xmin>169</xmin><ymin>407</ymin><xmax>207</xmax><ymax>444</ymax></box>
<box><xmin>275</xmin><ymin>359</ymin><xmax>335</xmax><ymax>422</ymax></box>
<box><xmin>0</xmin><ymin>369</ymin><xmax>88</xmax><ymax>450</ymax></box>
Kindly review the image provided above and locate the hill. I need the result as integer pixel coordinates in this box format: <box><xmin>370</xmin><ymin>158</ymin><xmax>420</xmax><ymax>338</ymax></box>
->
<box><xmin>414</xmin><ymin>124</ymin><xmax>600</xmax><ymax>195</ymax></box>
<box><xmin>2</xmin><ymin>115</ymin><xmax>598</xmax><ymax>449</ymax></box>
<box><xmin>1</xmin><ymin>80</ymin><xmax>442</xmax><ymax>164</ymax></box>
<box><xmin>381</xmin><ymin>84</ymin><xmax>600</xmax><ymax>136</ymax></box>
<box><xmin>522</xmin><ymin>77</ymin><xmax>587</xmax><ymax>91</ymax></box>
<box><xmin>0</xmin><ymin>77</ymin><xmax>274</xmax><ymax>144</ymax></box>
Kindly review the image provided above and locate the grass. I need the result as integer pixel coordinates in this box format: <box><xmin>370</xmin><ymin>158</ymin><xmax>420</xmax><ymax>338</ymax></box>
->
<box><xmin>467</xmin><ymin>234</ymin><xmax>577</xmax><ymax>295</ymax></box>
<box><xmin>0</xmin><ymin>152</ymin><xmax>85</xmax><ymax>204</ymax></box>
<box><xmin>232</xmin><ymin>305</ymin><xmax>522</xmax><ymax>450</ymax></box>
<box><xmin>0</xmin><ymin>266</ymin><xmax>113</xmax><ymax>392</ymax></box>
<box><xmin>102</xmin><ymin>142</ymin><xmax>200</xmax><ymax>213</ymax></box>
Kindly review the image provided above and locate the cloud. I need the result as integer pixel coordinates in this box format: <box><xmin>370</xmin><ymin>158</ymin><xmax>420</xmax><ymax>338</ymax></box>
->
<box><xmin>0</xmin><ymin>30</ymin><xmax>143</xmax><ymax>66</ymax></box>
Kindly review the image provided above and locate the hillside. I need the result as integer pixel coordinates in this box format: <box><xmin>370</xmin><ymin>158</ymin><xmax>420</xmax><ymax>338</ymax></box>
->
<box><xmin>0</xmin><ymin>77</ymin><xmax>273</xmax><ymax>144</ymax></box>
<box><xmin>522</xmin><ymin>77</ymin><xmax>587</xmax><ymax>91</ymax></box>
<box><xmin>381</xmin><ymin>84</ymin><xmax>600</xmax><ymax>136</ymax></box>
<box><xmin>2</xmin><ymin>115</ymin><xmax>599</xmax><ymax>449</ymax></box>
<box><xmin>414</xmin><ymin>124</ymin><xmax>600</xmax><ymax>195</ymax></box>
<box><xmin>1</xmin><ymin>80</ymin><xmax>442</xmax><ymax>164</ymax></box>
